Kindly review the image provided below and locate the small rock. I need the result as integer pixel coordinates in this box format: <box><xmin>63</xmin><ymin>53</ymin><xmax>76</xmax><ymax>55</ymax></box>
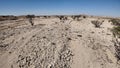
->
<box><xmin>67</xmin><ymin>38</ymin><xmax>72</xmax><ymax>40</ymax></box>
<box><xmin>77</xmin><ymin>35</ymin><xmax>82</xmax><ymax>37</ymax></box>
<box><xmin>51</xmin><ymin>42</ymin><xmax>56</xmax><ymax>45</ymax></box>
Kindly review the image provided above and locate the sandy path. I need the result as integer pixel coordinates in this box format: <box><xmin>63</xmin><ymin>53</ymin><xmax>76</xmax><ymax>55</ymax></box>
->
<box><xmin>69</xmin><ymin>18</ymin><xmax>118</xmax><ymax>68</ymax></box>
<box><xmin>70</xmin><ymin>40</ymin><xmax>90</xmax><ymax>68</ymax></box>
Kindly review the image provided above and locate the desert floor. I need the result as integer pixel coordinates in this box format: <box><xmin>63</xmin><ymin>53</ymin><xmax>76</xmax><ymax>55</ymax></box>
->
<box><xmin>0</xmin><ymin>16</ymin><xmax>120</xmax><ymax>68</ymax></box>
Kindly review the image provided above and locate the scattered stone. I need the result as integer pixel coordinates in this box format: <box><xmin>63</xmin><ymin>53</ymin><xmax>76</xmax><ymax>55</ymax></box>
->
<box><xmin>77</xmin><ymin>35</ymin><xmax>82</xmax><ymax>37</ymax></box>
<box><xmin>91</xmin><ymin>31</ymin><xmax>94</xmax><ymax>33</ymax></box>
<box><xmin>51</xmin><ymin>42</ymin><xmax>56</xmax><ymax>45</ymax></box>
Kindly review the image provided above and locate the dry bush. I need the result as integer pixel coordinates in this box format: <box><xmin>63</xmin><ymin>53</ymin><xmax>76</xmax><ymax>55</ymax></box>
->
<box><xmin>114</xmin><ymin>38</ymin><xmax>120</xmax><ymax>61</ymax></box>
<box><xmin>42</xmin><ymin>16</ymin><xmax>51</xmax><ymax>18</ymax></box>
<box><xmin>112</xmin><ymin>26</ymin><xmax>120</xmax><ymax>37</ymax></box>
<box><xmin>58</xmin><ymin>16</ymin><xmax>67</xmax><ymax>20</ymax></box>
<box><xmin>110</xmin><ymin>19</ymin><xmax>120</xmax><ymax>26</ymax></box>
<box><xmin>71</xmin><ymin>15</ymin><xmax>81</xmax><ymax>21</ymax></box>
<box><xmin>0</xmin><ymin>16</ymin><xmax>18</xmax><ymax>21</ymax></box>
<box><xmin>83</xmin><ymin>15</ymin><xmax>86</xmax><ymax>18</ymax></box>
<box><xmin>111</xmin><ymin>19</ymin><xmax>120</xmax><ymax>37</ymax></box>
<box><xmin>91</xmin><ymin>20</ymin><xmax>102</xmax><ymax>28</ymax></box>
<box><xmin>58</xmin><ymin>16</ymin><xmax>64</xmax><ymax>20</ymax></box>
<box><xmin>111</xmin><ymin>19</ymin><xmax>120</xmax><ymax>60</ymax></box>
<box><xmin>26</xmin><ymin>15</ymin><xmax>35</xmax><ymax>26</ymax></box>
<box><xmin>26</xmin><ymin>15</ymin><xmax>35</xmax><ymax>18</ymax></box>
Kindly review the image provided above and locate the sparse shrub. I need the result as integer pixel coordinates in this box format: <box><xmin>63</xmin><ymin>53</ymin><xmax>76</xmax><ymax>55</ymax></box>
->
<box><xmin>64</xmin><ymin>17</ymin><xmax>67</xmax><ymax>20</ymax></box>
<box><xmin>110</xmin><ymin>19</ymin><xmax>120</xmax><ymax>26</ymax></box>
<box><xmin>47</xmin><ymin>16</ymin><xmax>51</xmax><ymax>18</ymax></box>
<box><xmin>71</xmin><ymin>16</ymin><xmax>75</xmax><ymax>20</ymax></box>
<box><xmin>112</xmin><ymin>26</ymin><xmax>120</xmax><ymax>37</ymax></box>
<box><xmin>91</xmin><ymin>20</ymin><xmax>102</xmax><ymax>28</ymax></box>
<box><xmin>71</xmin><ymin>15</ymin><xmax>81</xmax><ymax>21</ymax></box>
<box><xmin>114</xmin><ymin>39</ymin><xmax>120</xmax><ymax>61</ymax></box>
<box><xmin>58</xmin><ymin>16</ymin><xmax>67</xmax><ymax>20</ymax></box>
<box><xmin>26</xmin><ymin>15</ymin><xmax>35</xmax><ymax>26</ymax></box>
<box><xmin>111</xmin><ymin>19</ymin><xmax>120</xmax><ymax>60</ymax></box>
<box><xmin>26</xmin><ymin>15</ymin><xmax>35</xmax><ymax>19</ymax></box>
<box><xmin>58</xmin><ymin>16</ymin><xmax>64</xmax><ymax>20</ymax></box>
<box><xmin>83</xmin><ymin>16</ymin><xmax>86</xmax><ymax>18</ymax></box>
<box><xmin>111</xmin><ymin>19</ymin><xmax>120</xmax><ymax>37</ymax></box>
<box><xmin>43</xmin><ymin>16</ymin><xmax>50</xmax><ymax>18</ymax></box>
<box><xmin>0</xmin><ymin>16</ymin><xmax>18</xmax><ymax>21</ymax></box>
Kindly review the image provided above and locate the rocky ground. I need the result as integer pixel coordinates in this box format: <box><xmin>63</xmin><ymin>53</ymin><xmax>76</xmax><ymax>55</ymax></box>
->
<box><xmin>0</xmin><ymin>15</ymin><xmax>120</xmax><ymax>68</ymax></box>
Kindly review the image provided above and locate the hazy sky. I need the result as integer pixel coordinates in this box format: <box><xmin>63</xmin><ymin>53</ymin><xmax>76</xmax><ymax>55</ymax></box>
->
<box><xmin>0</xmin><ymin>0</ymin><xmax>120</xmax><ymax>17</ymax></box>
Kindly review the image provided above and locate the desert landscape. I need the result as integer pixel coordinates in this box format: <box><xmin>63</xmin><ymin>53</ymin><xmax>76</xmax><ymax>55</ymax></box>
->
<box><xmin>0</xmin><ymin>15</ymin><xmax>120</xmax><ymax>68</ymax></box>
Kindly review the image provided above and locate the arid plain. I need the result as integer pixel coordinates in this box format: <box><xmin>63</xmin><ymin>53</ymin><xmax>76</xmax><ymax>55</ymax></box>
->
<box><xmin>0</xmin><ymin>15</ymin><xmax>120</xmax><ymax>68</ymax></box>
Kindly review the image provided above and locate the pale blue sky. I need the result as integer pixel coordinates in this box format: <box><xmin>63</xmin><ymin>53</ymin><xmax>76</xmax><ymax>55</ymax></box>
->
<box><xmin>0</xmin><ymin>0</ymin><xmax>120</xmax><ymax>17</ymax></box>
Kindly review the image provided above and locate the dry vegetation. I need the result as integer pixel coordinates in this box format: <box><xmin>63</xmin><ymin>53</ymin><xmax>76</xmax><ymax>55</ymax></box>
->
<box><xmin>91</xmin><ymin>20</ymin><xmax>103</xmax><ymax>28</ymax></box>
<box><xmin>111</xmin><ymin>19</ymin><xmax>120</xmax><ymax>37</ymax></box>
<box><xmin>110</xmin><ymin>18</ymin><xmax>120</xmax><ymax>61</ymax></box>
<box><xmin>0</xmin><ymin>16</ymin><xmax>18</xmax><ymax>21</ymax></box>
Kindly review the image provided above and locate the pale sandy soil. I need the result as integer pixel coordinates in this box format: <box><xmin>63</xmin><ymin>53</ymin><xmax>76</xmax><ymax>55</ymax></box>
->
<box><xmin>0</xmin><ymin>16</ymin><xmax>120</xmax><ymax>68</ymax></box>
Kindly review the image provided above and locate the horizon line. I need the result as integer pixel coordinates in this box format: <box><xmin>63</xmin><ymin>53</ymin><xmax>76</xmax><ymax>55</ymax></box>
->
<box><xmin>0</xmin><ymin>14</ymin><xmax>119</xmax><ymax>18</ymax></box>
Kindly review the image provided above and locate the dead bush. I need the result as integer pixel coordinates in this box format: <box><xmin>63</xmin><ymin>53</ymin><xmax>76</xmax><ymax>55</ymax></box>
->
<box><xmin>26</xmin><ymin>15</ymin><xmax>35</xmax><ymax>26</ymax></box>
<box><xmin>91</xmin><ymin>20</ymin><xmax>102</xmax><ymax>28</ymax></box>
<box><xmin>58</xmin><ymin>16</ymin><xmax>67</xmax><ymax>20</ymax></box>
<box><xmin>83</xmin><ymin>16</ymin><xmax>86</xmax><ymax>18</ymax></box>
<box><xmin>71</xmin><ymin>15</ymin><xmax>81</xmax><ymax>21</ymax></box>
<box><xmin>0</xmin><ymin>16</ymin><xmax>18</xmax><ymax>21</ymax></box>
